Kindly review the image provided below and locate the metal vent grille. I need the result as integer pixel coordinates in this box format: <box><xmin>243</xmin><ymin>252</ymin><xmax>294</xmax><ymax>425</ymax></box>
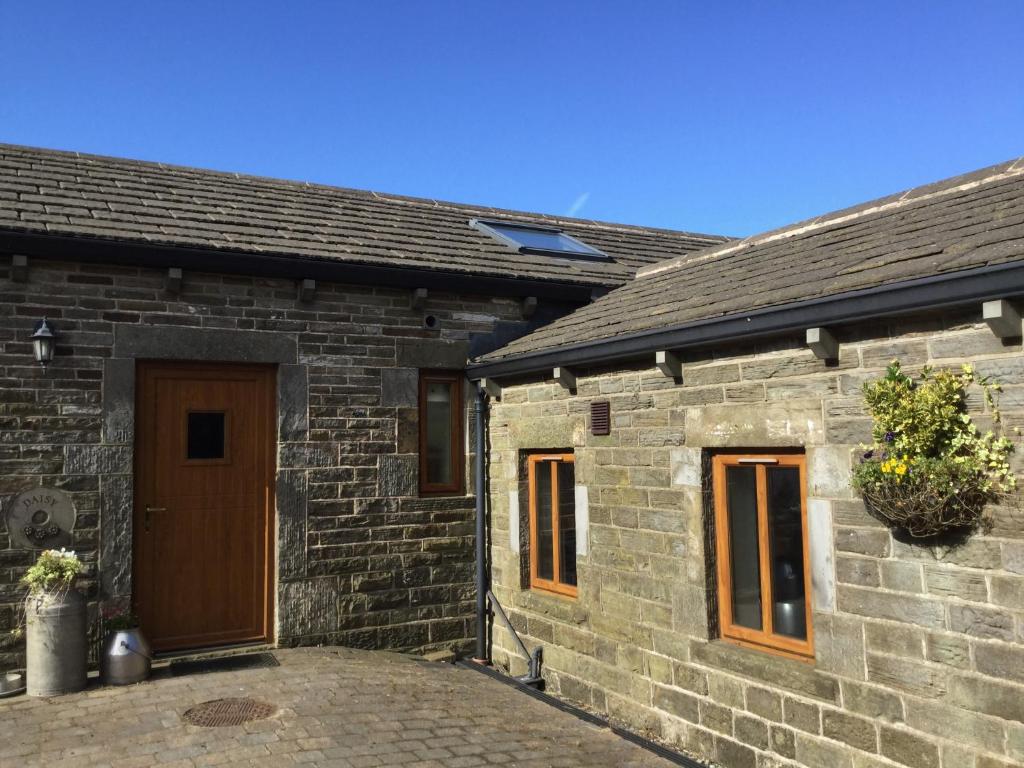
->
<box><xmin>591</xmin><ymin>401</ymin><xmax>610</xmax><ymax>436</ymax></box>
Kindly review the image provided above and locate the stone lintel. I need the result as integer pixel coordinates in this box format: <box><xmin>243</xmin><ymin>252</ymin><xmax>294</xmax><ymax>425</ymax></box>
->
<box><xmin>114</xmin><ymin>325</ymin><xmax>298</xmax><ymax>364</ymax></box>
<box><xmin>396</xmin><ymin>339</ymin><xmax>468</xmax><ymax>369</ymax></box>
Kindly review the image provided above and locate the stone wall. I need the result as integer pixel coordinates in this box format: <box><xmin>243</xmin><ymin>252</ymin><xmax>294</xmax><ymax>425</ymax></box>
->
<box><xmin>487</xmin><ymin>309</ymin><xmax>1024</xmax><ymax>768</ymax></box>
<box><xmin>0</xmin><ymin>253</ymin><xmax>536</xmax><ymax>667</ymax></box>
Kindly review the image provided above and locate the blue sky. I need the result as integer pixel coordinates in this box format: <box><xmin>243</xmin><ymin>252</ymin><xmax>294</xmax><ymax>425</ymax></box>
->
<box><xmin>2</xmin><ymin>2</ymin><xmax>1022</xmax><ymax>237</ymax></box>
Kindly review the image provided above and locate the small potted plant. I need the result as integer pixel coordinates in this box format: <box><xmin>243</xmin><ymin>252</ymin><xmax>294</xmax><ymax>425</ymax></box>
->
<box><xmin>20</xmin><ymin>548</ymin><xmax>87</xmax><ymax>696</ymax></box>
<box><xmin>853</xmin><ymin>361</ymin><xmax>1016</xmax><ymax>538</ymax></box>
<box><xmin>100</xmin><ymin>605</ymin><xmax>151</xmax><ymax>685</ymax></box>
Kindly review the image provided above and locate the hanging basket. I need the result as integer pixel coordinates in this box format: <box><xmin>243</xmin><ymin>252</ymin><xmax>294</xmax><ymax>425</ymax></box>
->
<box><xmin>858</xmin><ymin>477</ymin><xmax>989</xmax><ymax>538</ymax></box>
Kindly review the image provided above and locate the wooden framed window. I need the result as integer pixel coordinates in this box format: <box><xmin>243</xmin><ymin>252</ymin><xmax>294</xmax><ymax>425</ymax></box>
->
<box><xmin>528</xmin><ymin>454</ymin><xmax>577</xmax><ymax>597</ymax></box>
<box><xmin>712</xmin><ymin>452</ymin><xmax>813</xmax><ymax>659</ymax></box>
<box><xmin>419</xmin><ymin>370</ymin><xmax>464</xmax><ymax>495</ymax></box>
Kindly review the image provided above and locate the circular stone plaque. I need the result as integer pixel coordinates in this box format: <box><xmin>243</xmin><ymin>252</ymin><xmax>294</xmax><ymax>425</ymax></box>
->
<box><xmin>6</xmin><ymin>487</ymin><xmax>76</xmax><ymax>550</ymax></box>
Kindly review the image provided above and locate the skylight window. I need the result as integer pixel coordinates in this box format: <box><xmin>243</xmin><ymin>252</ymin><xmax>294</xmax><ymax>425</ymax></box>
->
<box><xmin>470</xmin><ymin>219</ymin><xmax>609</xmax><ymax>260</ymax></box>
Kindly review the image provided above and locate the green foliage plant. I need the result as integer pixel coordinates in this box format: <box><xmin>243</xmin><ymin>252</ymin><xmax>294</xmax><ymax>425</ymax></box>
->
<box><xmin>852</xmin><ymin>360</ymin><xmax>1016</xmax><ymax>537</ymax></box>
<box><xmin>6</xmin><ymin>548</ymin><xmax>84</xmax><ymax>642</ymax></box>
<box><xmin>20</xmin><ymin>548</ymin><xmax>83</xmax><ymax>597</ymax></box>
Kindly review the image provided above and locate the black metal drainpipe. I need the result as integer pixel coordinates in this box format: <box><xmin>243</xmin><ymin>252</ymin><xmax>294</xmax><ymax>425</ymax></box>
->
<box><xmin>473</xmin><ymin>384</ymin><xmax>489</xmax><ymax>662</ymax></box>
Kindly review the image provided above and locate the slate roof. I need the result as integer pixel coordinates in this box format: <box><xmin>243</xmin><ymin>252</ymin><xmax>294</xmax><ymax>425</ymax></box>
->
<box><xmin>0</xmin><ymin>144</ymin><xmax>726</xmax><ymax>288</ymax></box>
<box><xmin>478</xmin><ymin>156</ymin><xmax>1024</xmax><ymax>362</ymax></box>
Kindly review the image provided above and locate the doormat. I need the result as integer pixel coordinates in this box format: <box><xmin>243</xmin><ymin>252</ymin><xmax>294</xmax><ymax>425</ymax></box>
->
<box><xmin>170</xmin><ymin>652</ymin><xmax>280</xmax><ymax>677</ymax></box>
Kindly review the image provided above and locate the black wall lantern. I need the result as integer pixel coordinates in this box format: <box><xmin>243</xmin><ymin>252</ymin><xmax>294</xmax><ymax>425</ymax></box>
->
<box><xmin>31</xmin><ymin>319</ymin><xmax>57</xmax><ymax>368</ymax></box>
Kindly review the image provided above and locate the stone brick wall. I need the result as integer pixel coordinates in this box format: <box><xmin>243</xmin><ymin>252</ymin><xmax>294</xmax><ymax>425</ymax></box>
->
<box><xmin>487</xmin><ymin>309</ymin><xmax>1024</xmax><ymax>768</ymax></box>
<box><xmin>0</xmin><ymin>253</ymin><xmax>535</xmax><ymax>668</ymax></box>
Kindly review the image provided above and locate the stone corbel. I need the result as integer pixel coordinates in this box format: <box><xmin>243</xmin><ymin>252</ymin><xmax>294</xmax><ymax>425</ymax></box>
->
<box><xmin>655</xmin><ymin>350</ymin><xmax>682</xmax><ymax>380</ymax></box>
<box><xmin>479</xmin><ymin>378</ymin><xmax>502</xmax><ymax>400</ymax></box>
<box><xmin>983</xmin><ymin>299</ymin><xmax>1022</xmax><ymax>339</ymax></box>
<box><xmin>298</xmin><ymin>279</ymin><xmax>316</xmax><ymax>303</ymax></box>
<box><xmin>553</xmin><ymin>367</ymin><xmax>577</xmax><ymax>392</ymax></box>
<box><xmin>806</xmin><ymin>327</ymin><xmax>839</xmax><ymax>361</ymax></box>
<box><xmin>521</xmin><ymin>296</ymin><xmax>537</xmax><ymax>319</ymax></box>
<box><xmin>11</xmin><ymin>254</ymin><xmax>27</xmax><ymax>282</ymax></box>
<box><xmin>166</xmin><ymin>267</ymin><xmax>183</xmax><ymax>294</ymax></box>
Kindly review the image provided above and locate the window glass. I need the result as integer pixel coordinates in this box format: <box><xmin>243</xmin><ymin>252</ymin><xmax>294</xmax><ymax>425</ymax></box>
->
<box><xmin>535</xmin><ymin>462</ymin><xmax>555</xmax><ymax>581</ymax></box>
<box><xmin>557</xmin><ymin>461</ymin><xmax>577</xmax><ymax>587</ymax></box>
<box><xmin>726</xmin><ymin>466</ymin><xmax>761</xmax><ymax>630</ymax></box>
<box><xmin>529</xmin><ymin>454</ymin><xmax>577</xmax><ymax>596</ymax></box>
<box><xmin>471</xmin><ymin>219</ymin><xmax>608</xmax><ymax>260</ymax></box>
<box><xmin>425</xmin><ymin>381</ymin><xmax>453</xmax><ymax>485</ymax></box>
<box><xmin>767</xmin><ymin>467</ymin><xmax>806</xmax><ymax>639</ymax></box>
<box><xmin>714</xmin><ymin>453</ymin><xmax>812</xmax><ymax>658</ymax></box>
<box><xmin>187</xmin><ymin>411</ymin><xmax>225</xmax><ymax>460</ymax></box>
<box><xmin>419</xmin><ymin>372</ymin><xmax>463</xmax><ymax>495</ymax></box>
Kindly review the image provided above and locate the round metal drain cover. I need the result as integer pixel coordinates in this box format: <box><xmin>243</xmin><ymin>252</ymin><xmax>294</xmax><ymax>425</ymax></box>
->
<box><xmin>183</xmin><ymin>697</ymin><xmax>276</xmax><ymax>727</ymax></box>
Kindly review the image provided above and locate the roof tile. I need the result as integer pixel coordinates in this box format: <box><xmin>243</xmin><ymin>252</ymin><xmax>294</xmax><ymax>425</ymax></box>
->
<box><xmin>0</xmin><ymin>143</ymin><xmax>727</xmax><ymax>288</ymax></box>
<box><xmin>480</xmin><ymin>158</ymin><xmax>1024</xmax><ymax>362</ymax></box>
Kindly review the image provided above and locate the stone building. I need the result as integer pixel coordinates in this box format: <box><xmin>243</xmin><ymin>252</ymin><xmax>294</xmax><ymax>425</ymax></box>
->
<box><xmin>3</xmin><ymin>142</ymin><xmax>1024</xmax><ymax>768</ymax></box>
<box><xmin>0</xmin><ymin>143</ymin><xmax>723</xmax><ymax>665</ymax></box>
<box><xmin>469</xmin><ymin>158</ymin><xmax>1024</xmax><ymax>768</ymax></box>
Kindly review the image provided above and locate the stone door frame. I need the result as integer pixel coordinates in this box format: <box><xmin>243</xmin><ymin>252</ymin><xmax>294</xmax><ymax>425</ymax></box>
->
<box><xmin>97</xmin><ymin>326</ymin><xmax>308</xmax><ymax>643</ymax></box>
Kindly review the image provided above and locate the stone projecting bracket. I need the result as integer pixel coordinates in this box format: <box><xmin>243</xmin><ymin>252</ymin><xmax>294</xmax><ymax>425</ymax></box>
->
<box><xmin>983</xmin><ymin>299</ymin><xmax>1022</xmax><ymax>339</ymax></box>
<box><xmin>11</xmin><ymin>254</ymin><xmax>28</xmax><ymax>282</ymax></box>
<box><xmin>298</xmin><ymin>279</ymin><xmax>317</xmax><ymax>303</ymax></box>
<box><xmin>479</xmin><ymin>378</ymin><xmax>502</xmax><ymax>400</ymax></box>
<box><xmin>166</xmin><ymin>267</ymin><xmax>183</xmax><ymax>294</ymax></box>
<box><xmin>553</xmin><ymin>367</ymin><xmax>577</xmax><ymax>392</ymax></box>
<box><xmin>655</xmin><ymin>350</ymin><xmax>682</xmax><ymax>380</ymax></box>
<box><xmin>806</xmin><ymin>327</ymin><xmax>839</xmax><ymax>361</ymax></box>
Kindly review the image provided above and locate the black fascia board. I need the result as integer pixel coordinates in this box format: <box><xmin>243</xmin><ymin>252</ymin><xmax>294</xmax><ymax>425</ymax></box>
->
<box><xmin>467</xmin><ymin>260</ymin><xmax>1024</xmax><ymax>379</ymax></box>
<box><xmin>0</xmin><ymin>230</ymin><xmax>602</xmax><ymax>301</ymax></box>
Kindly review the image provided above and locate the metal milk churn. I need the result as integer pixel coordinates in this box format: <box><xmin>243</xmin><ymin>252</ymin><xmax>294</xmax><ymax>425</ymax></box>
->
<box><xmin>100</xmin><ymin>628</ymin><xmax>152</xmax><ymax>685</ymax></box>
<box><xmin>25</xmin><ymin>589</ymin><xmax>88</xmax><ymax>696</ymax></box>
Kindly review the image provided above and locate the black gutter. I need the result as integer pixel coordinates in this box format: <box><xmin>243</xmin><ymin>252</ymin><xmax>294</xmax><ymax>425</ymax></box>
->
<box><xmin>456</xmin><ymin>660</ymin><xmax>710</xmax><ymax>768</ymax></box>
<box><xmin>467</xmin><ymin>260</ymin><xmax>1024</xmax><ymax>379</ymax></box>
<box><xmin>473</xmin><ymin>385</ymin><xmax>488</xmax><ymax>662</ymax></box>
<box><xmin>0</xmin><ymin>230</ymin><xmax>606</xmax><ymax>302</ymax></box>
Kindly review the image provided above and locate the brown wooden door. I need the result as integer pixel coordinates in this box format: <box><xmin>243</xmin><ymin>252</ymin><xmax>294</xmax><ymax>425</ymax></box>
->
<box><xmin>133</xmin><ymin>362</ymin><xmax>275</xmax><ymax>652</ymax></box>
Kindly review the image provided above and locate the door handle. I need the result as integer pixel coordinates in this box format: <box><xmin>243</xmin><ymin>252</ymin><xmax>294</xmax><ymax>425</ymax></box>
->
<box><xmin>144</xmin><ymin>506</ymin><xmax>167</xmax><ymax>532</ymax></box>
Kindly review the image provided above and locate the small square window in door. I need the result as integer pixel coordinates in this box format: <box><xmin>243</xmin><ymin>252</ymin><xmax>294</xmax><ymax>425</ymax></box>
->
<box><xmin>187</xmin><ymin>411</ymin><xmax>226</xmax><ymax>460</ymax></box>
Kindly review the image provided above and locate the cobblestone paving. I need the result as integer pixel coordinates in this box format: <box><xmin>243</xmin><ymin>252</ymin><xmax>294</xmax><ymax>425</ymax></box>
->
<box><xmin>0</xmin><ymin>648</ymin><xmax>676</xmax><ymax>767</ymax></box>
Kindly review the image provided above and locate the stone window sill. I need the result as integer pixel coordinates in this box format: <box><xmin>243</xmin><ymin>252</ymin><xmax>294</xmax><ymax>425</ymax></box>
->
<box><xmin>515</xmin><ymin>587</ymin><xmax>589</xmax><ymax>624</ymax></box>
<box><xmin>691</xmin><ymin>639</ymin><xmax>838</xmax><ymax>704</ymax></box>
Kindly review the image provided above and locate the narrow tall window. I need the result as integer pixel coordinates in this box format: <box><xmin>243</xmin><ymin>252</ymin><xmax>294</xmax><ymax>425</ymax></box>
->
<box><xmin>712</xmin><ymin>453</ymin><xmax>813</xmax><ymax>659</ymax></box>
<box><xmin>419</xmin><ymin>371</ymin><xmax>463</xmax><ymax>494</ymax></box>
<box><xmin>528</xmin><ymin>454</ymin><xmax>577</xmax><ymax>597</ymax></box>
